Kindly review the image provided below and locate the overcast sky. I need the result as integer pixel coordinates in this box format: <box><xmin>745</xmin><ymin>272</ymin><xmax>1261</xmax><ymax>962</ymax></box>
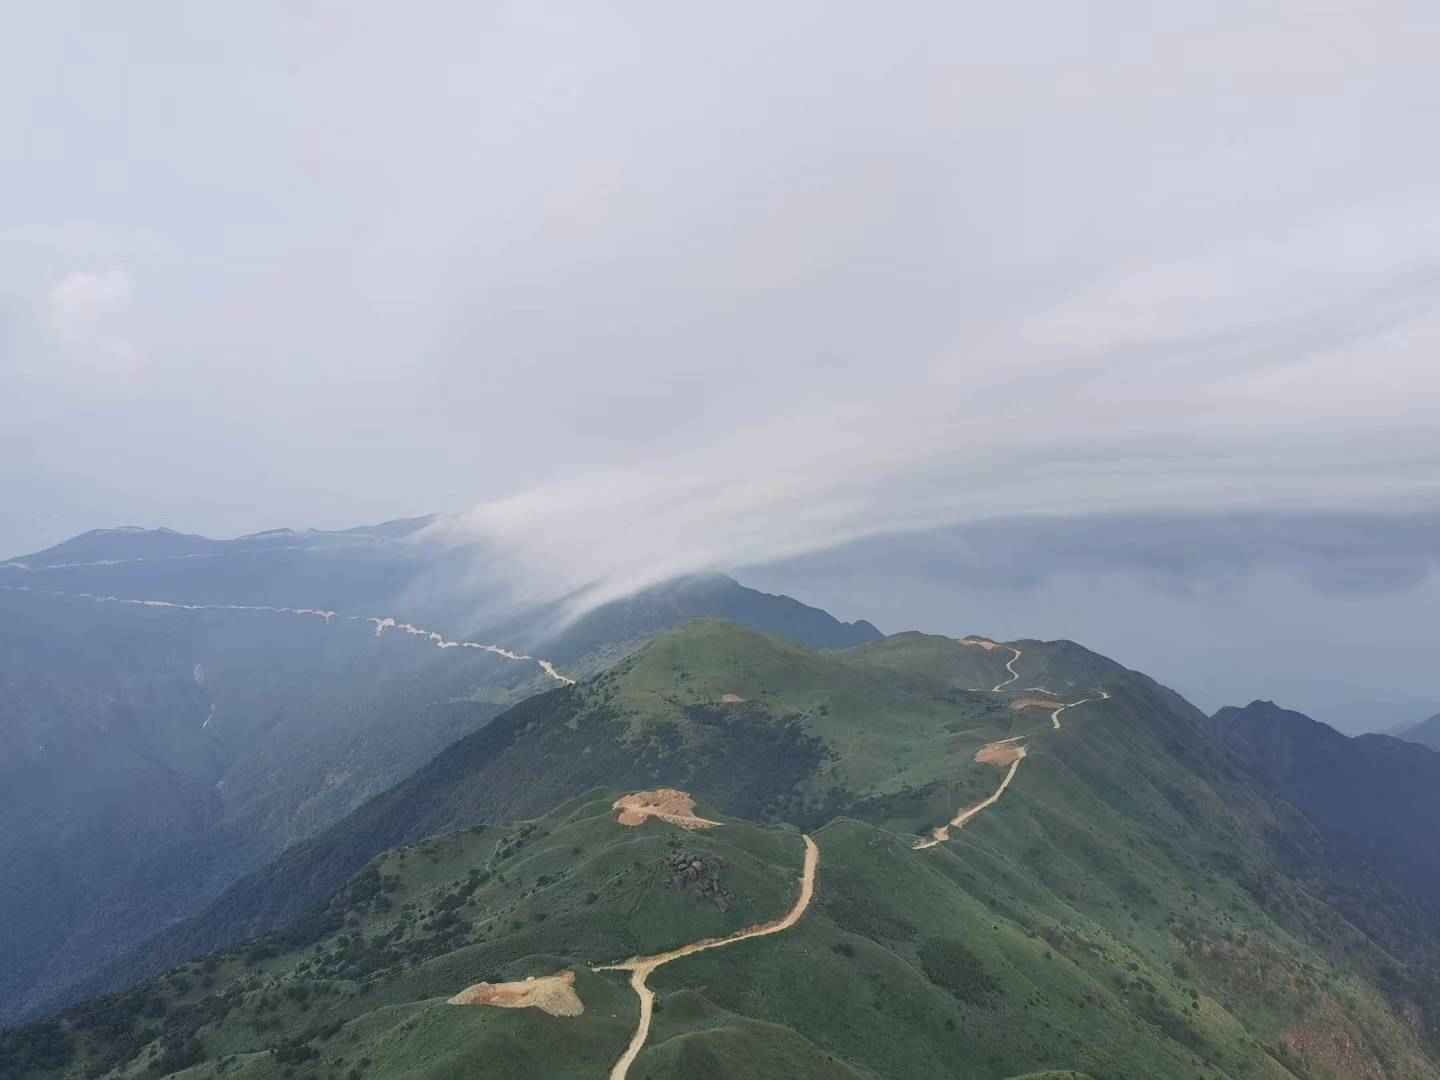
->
<box><xmin>3</xmin><ymin>4</ymin><xmax>1438</xmax><ymax>719</ymax></box>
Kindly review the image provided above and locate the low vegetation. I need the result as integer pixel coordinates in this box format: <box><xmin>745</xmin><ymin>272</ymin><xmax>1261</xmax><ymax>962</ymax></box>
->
<box><xmin>6</xmin><ymin>623</ymin><xmax>1440</xmax><ymax>1078</ymax></box>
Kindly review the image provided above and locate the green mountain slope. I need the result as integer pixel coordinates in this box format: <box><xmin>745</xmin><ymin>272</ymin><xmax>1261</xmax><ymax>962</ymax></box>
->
<box><xmin>1212</xmin><ymin>702</ymin><xmax>1440</xmax><ymax>1004</ymax></box>
<box><xmin>15</xmin><ymin>622</ymin><xmax>1440</xmax><ymax>1079</ymax></box>
<box><xmin>2</xmin><ymin>518</ymin><xmax>879</xmax><ymax>1026</ymax></box>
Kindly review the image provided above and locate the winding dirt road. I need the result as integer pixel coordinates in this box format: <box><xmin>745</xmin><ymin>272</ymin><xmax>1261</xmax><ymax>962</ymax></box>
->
<box><xmin>596</xmin><ymin>834</ymin><xmax>820</xmax><ymax>1080</ymax></box>
<box><xmin>960</xmin><ymin>637</ymin><xmax>1023</xmax><ymax>691</ymax></box>
<box><xmin>924</xmin><ymin>638</ymin><xmax>1114</xmax><ymax>848</ymax></box>
<box><xmin>914</xmin><ymin>743</ymin><xmax>1029</xmax><ymax>850</ymax></box>
<box><xmin>0</xmin><ymin>585</ymin><xmax>574</xmax><ymax>686</ymax></box>
<box><xmin>1048</xmin><ymin>689</ymin><xmax>1110</xmax><ymax>730</ymax></box>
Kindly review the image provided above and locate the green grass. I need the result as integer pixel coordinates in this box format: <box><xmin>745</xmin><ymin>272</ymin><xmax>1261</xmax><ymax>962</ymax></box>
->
<box><xmin>9</xmin><ymin>621</ymin><xmax>1440</xmax><ymax>1080</ymax></box>
<box><xmin>9</xmin><ymin>794</ymin><xmax>816</xmax><ymax>1080</ymax></box>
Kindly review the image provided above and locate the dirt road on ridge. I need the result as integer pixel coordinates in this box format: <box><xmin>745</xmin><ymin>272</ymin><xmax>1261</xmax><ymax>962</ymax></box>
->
<box><xmin>596</xmin><ymin>833</ymin><xmax>820</xmax><ymax>1080</ymax></box>
<box><xmin>922</xmin><ymin>638</ymin><xmax>1114</xmax><ymax>848</ymax></box>
<box><xmin>915</xmin><ymin>743</ymin><xmax>1029</xmax><ymax>849</ymax></box>
<box><xmin>1048</xmin><ymin>689</ymin><xmax>1110</xmax><ymax>730</ymax></box>
<box><xmin>0</xmin><ymin>584</ymin><xmax>574</xmax><ymax>686</ymax></box>
<box><xmin>961</xmin><ymin>637</ymin><xmax>1024</xmax><ymax>691</ymax></box>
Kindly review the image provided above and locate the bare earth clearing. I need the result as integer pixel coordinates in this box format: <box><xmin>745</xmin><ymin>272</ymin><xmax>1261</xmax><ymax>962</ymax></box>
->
<box><xmin>447</xmin><ymin>971</ymin><xmax>585</xmax><ymax>1017</ymax></box>
<box><xmin>974</xmin><ymin>739</ymin><xmax>1027</xmax><ymax>766</ymax></box>
<box><xmin>613</xmin><ymin>789</ymin><xmax>722</xmax><ymax>830</ymax></box>
<box><xmin>1011</xmin><ymin>696</ymin><xmax>1063</xmax><ymax>712</ymax></box>
<box><xmin>596</xmin><ymin>834</ymin><xmax>820</xmax><ymax>1080</ymax></box>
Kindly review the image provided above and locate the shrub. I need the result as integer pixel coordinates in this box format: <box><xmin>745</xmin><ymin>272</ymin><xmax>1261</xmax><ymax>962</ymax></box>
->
<box><xmin>919</xmin><ymin>938</ymin><xmax>1001</xmax><ymax>1006</ymax></box>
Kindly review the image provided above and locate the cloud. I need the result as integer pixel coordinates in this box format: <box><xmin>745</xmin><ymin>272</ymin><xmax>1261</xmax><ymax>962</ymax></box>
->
<box><xmin>49</xmin><ymin>270</ymin><xmax>132</xmax><ymax>338</ymax></box>
<box><xmin>753</xmin><ymin>512</ymin><xmax>1440</xmax><ymax>598</ymax></box>
<box><xmin>45</xmin><ymin>269</ymin><xmax>142</xmax><ymax>376</ymax></box>
<box><xmin>430</xmin><ymin>197</ymin><xmax>1440</xmax><ymax>620</ymax></box>
<box><xmin>2</xmin><ymin>2</ymin><xmax>1439</xmax><ymax>565</ymax></box>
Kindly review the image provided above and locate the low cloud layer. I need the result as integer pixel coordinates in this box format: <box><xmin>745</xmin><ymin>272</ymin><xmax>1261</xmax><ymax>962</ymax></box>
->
<box><xmin>752</xmin><ymin>511</ymin><xmax>1440</xmax><ymax>598</ymax></box>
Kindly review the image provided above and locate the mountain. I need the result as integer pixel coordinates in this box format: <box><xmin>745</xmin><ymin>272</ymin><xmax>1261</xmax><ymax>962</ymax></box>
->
<box><xmin>8</xmin><ymin>526</ymin><xmax>226</xmax><ymax>565</ymax></box>
<box><xmin>537</xmin><ymin>573</ymin><xmax>882</xmax><ymax>664</ymax></box>
<box><xmin>1211</xmin><ymin>700</ymin><xmax>1440</xmax><ymax>977</ymax></box>
<box><xmin>0</xmin><ymin>521</ymin><xmax>877</xmax><ymax>1026</ymax></box>
<box><xmin>1393</xmin><ymin>712</ymin><xmax>1440</xmax><ymax>751</ymax></box>
<box><xmin>16</xmin><ymin>623</ymin><xmax>1440</xmax><ymax>1079</ymax></box>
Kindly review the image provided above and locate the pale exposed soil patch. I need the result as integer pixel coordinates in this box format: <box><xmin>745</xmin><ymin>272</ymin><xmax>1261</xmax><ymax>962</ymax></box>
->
<box><xmin>719</xmin><ymin>693</ymin><xmax>747</xmax><ymax>703</ymax></box>
<box><xmin>1010</xmin><ymin>696</ymin><xmax>1062</xmax><ymax>712</ymax></box>
<box><xmin>596</xmin><ymin>834</ymin><xmax>819</xmax><ymax>1080</ymax></box>
<box><xmin>447</xmin><ymin>970</ymin><xmax>584</xmax><ymax>1017</ymax></box>
<box><xmin>974</xmin><ymin>740</ymin><xmax>1026</xmax><ymax>766</ymax></box>
<box><xmin>614</xmin><ymin>789</ymin><xmax>722</xmax><ymax>830</ymax></box>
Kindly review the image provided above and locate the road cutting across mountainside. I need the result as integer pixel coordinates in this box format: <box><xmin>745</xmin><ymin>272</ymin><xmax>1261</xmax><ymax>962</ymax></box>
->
<box><xmin>1048</xmin><ymin>689</ymin><xmax>1110</xmax><ymax>730</ymax></box>
<box><xmin>1</xmin><ymin>584</ymin><xmax>574</xmax><ymax>686</ymax></box>
<box><xmin>922</xmin><ymin>639</ymin><xmax>1114</xmax><ymax>848</ymax></box>
<box><xmin>915</xmin><ymin>741</ymin><xmax>1029</xmax><ymax>849</ymax></box>
<box><xmin>961</xmin><ymin>636</ymin><xmax>1024</xmax><ymax>691</ymax></box>
<box><xmin>597</xmin><ymin>833</ymin><xmax>820</xmax><ymax>1080</ymax></box>
<box><xmin>961</xmin><ymin>636</ymin><xmax>1111</xmax><ymax>729</ymax></box>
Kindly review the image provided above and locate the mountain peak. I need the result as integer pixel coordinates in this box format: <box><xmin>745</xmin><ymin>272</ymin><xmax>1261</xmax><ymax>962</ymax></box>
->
<box><xmin>538</xmin><ymin>573</ymin><xmax>883</xmax><ymax>662</ymax></box>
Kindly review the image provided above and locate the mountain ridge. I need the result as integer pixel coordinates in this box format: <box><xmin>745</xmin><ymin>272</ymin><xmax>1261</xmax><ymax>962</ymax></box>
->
<box><xmin>0</xmin><ymin>522</ymin><xmax>880</xmax><ymax>1026</ymax></box>
<box><xmin>10</xmin><ymin>622</ymin><xmax>1440</xmax><ymax>1078</ymax></box>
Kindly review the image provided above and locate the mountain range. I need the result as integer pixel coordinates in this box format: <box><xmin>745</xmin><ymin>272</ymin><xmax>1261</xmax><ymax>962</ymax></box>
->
<box><xmin>0</xmin><ymin>524</ymin><xmax>876</xmax><ymax>1025</ymax></box>
<box><xmin>3</xmin><ymin>520</ymin><xmax>1439</xmax><ymax>1080</ymax></box>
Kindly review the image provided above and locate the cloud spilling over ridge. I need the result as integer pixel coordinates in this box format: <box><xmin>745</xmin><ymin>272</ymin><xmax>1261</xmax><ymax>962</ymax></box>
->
<box><xmin>432</xmin><ymin>332</ymin><xmax>1440</xmax><ymax>624</ymax></box>
<box><xmin>429</xmin><ymin>178</ymin><xmax>1440</xmax><ymax>618</ymax></box>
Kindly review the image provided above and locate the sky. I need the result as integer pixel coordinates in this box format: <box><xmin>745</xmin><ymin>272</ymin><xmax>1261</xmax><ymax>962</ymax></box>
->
<box><xmin>2</xmin><ymin>3</ymin><xmax>1438</xmax><ymax>722</ymax></box>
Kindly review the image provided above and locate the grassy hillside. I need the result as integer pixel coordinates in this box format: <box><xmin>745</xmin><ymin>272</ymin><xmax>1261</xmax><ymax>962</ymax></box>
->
<box><xmin>84</xmin><ymin>621</ymin><xmax>1033</xmax><ymax>994</ymax></box>
<box><xmin>3</xmin><ymin>547</ymin><xmax>877</xmax><ymax>1025</ymax></box>
<box><xmin>1</xmin><ymin>794</ymin><xmax>810</xmax><ymax>1080</ymax></box>
<box><xmin>10</xmin><ymin>622</ymin><xmax>1440</xmax><ymax>1079</ymax></box>
<box><xmin>10</xmin><ymin>782</ymin><xmax>1438</xmax><ymax>1079</ymax></box>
